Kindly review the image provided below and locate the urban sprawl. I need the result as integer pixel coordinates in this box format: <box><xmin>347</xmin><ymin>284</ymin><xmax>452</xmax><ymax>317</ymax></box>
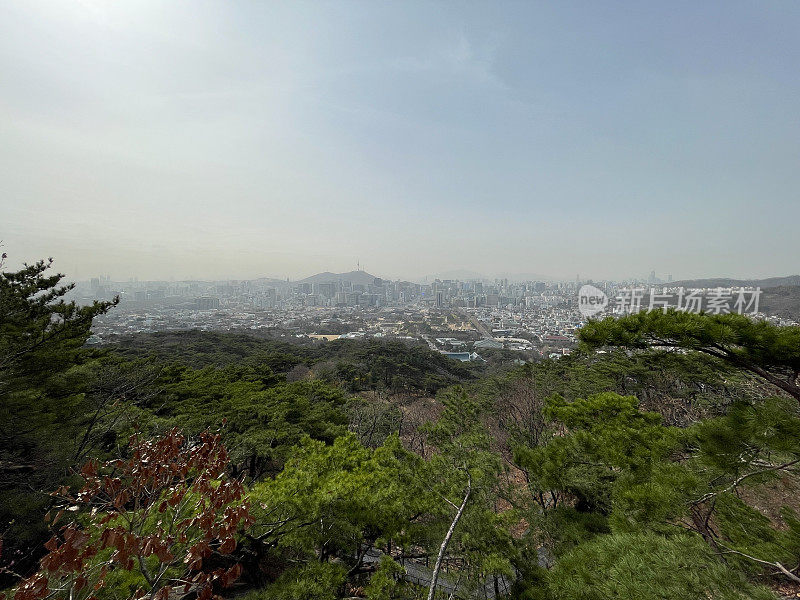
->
<box><xmin>77</xmin><ymin>271</ymin><xmax>796</xmax><ymax>362</ymax></box>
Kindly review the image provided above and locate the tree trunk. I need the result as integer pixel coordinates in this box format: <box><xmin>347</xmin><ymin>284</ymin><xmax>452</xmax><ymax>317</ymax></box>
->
<box><xmin>427</xmin><ymin>473</ymin><xmax>471</xmax><ymax>600</ymax></box>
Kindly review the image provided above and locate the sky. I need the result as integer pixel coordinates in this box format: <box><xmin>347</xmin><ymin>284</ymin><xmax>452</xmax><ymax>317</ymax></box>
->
<box><xmin>1</xmin><ymin>1</ymin><xmax>799</xmax><ymax>282</ymax></box>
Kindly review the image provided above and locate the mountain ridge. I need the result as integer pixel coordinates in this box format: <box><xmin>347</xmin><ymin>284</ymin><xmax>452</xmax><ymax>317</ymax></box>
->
<box><xmin>297</xmin><ymin>270</ymin><xmax>379</xmax><ymax>285</ymax></box>
<box><xmin>667</xmin><ymin>275</ymin><xmax>800</xmax><ymax>289</ymax></box>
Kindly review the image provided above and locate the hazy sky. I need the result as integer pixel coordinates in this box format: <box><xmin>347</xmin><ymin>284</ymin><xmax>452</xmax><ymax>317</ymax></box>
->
<box><xmin>2</xmin><ymin>1</ymin><xmax>799</xmax><ymax>281</ymax></box>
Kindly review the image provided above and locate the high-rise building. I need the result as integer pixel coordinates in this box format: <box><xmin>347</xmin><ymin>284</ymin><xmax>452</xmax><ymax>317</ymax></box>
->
<box><xmin>196</xmin><ymin>297</ymin><xmax>220</xmax><ymax>310</ymax></box>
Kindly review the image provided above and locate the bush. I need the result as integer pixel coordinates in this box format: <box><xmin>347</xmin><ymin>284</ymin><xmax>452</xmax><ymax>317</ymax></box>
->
<box><xmin>242</xmin><ymin>563</ymin><xmax>346</xmax><ymax>600</ymax></box>
<box><xmin>548</xmin><ymin>532</ymin><xmax>776</xmax><ymax>600</ymax></box>
<box><xmin>364</xmin><ymin>555</ymin><xmax>406</xmax><ymax>600</ymax></box>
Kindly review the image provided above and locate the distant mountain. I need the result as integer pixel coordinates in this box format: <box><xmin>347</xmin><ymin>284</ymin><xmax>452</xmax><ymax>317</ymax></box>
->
<box><xmin>662</xmin><ymin>276</ymin><xmax>800</xmax><ymax>320</ymax></box>
<box><xmin>760</xmin><ymin>286</ymin><xmax>800</xmax><ymax>321</ymax></box>
<box><xmin>422</xmin><ymin>269</ymin><xmax>490</xmax><ymax>282</ymax></box>
<box><xmin>420</xmin><ymin>269</ymin><xmax>557</xmax><ymax>283</ymax></box>
<box><xmin>668</xmin><ymin>275</ymin><xmax>800</xmax><ymax>289</ymax></box>
<box><xmin>252</xmin><ymin>276</ymin><xmax>287</xmax><ymax>285</ymax></box>
<box><xmin>297</xmin><ymin>270</ymin><xmax>380</xmax><ymax>285</ymax></box>
<box><xmin>499</xmin><ymin>272</ymin><xmax>557</xmax><ymax>283</ymax></box>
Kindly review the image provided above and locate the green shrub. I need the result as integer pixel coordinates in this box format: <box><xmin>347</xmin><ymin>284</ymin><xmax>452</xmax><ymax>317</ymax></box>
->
<box><xmin>242</xmin><ymin>562</ymin><xmax>346</xmax><ymax>600</ymax></box>
<box><xmin>548</xmin><ymin>532</ymin><xmax>776</xmax><ymax>600</ymax></box>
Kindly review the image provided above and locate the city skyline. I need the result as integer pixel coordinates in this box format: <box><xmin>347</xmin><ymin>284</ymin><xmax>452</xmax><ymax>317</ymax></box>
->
<box><xmin>4</xmin><ymin>251</ymin><xmax>799</xmax><ymax>286</ymax></box>
<box><xmin>67</xmin><ymin>266</ymin><xmax>799</xmax><ymax>289</ymax></box>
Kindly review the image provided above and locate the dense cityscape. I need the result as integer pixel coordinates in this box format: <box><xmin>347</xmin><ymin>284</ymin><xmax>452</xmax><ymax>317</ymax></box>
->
<box><xmin>76</xmin><ymin>270</ymin><xmax>798</xmax><ymax>363</ymax></box>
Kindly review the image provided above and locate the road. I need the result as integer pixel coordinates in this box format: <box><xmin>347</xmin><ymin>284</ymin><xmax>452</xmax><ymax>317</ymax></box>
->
<box><xmin>457</xmin><ymin>308</ymin><xmax>494</xmax><ymax>338</ymax></box>
<box><xmin>361</xmin><ymin>547</ymin><xmax>523</xmax><ymax>599</ymax></box>
<box><xmin>420</xmin><ymin>334</ymin><xmax>439</xmax><ymax>352</ymax></box>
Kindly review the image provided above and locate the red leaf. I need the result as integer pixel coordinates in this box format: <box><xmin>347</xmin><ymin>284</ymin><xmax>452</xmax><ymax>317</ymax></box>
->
<box><xmin>43</xmin><ymin>536</ymin><xmax>59</xmax><ymax>552</ymax></box>
<box><xmin>155</xmin><ymin>547</ymin><xmax>174</xmax><ymax>563</ymax></box>
<box><xmin>218</xmin><ymin>538</ymin><xmax>235</xmax><ymax>555</ymax></box>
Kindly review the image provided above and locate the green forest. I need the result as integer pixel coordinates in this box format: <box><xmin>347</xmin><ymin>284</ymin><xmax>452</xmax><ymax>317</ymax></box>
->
<box><xmin>2</xmin><ymin>259</ymin><xmax>800</xmax><ymax>600</ymax></box>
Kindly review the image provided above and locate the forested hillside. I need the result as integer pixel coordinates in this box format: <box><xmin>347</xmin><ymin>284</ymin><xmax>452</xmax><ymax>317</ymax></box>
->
<box><xmin>2</xmin><ymin>259</ymin><xmax>800</xmax><ymax>599</ymax></box>
<box><xmin>104</xmin><ymin>330</ymin><xmax>484</xmax><ymax>395</ymax></box>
